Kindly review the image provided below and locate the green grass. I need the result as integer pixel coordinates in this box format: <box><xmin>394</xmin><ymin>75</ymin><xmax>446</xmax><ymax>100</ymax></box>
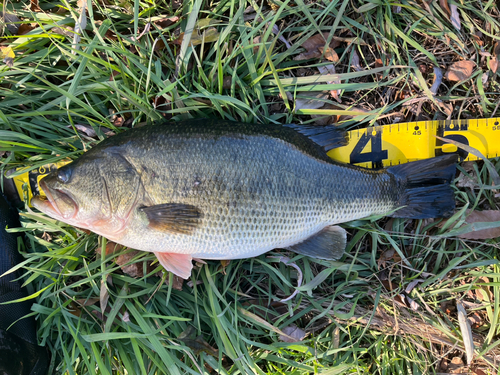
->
<box><xmin>1</xmin><ymin>0</ymin><xmax>500</xmax><ymax>374</ymax></box>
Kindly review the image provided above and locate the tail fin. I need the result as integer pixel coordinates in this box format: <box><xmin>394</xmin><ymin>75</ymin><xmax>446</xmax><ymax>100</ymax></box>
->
<box><xmin>387</xmin><ymin>155</ymin><xmax>457</xmax><ymax>219</ymax></box>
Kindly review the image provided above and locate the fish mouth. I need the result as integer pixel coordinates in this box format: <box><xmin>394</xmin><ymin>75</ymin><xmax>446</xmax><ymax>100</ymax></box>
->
<box><xmin>32</xmin><ymin>180</ymin><xmax>78</xmax><ymax>220</ymax></box>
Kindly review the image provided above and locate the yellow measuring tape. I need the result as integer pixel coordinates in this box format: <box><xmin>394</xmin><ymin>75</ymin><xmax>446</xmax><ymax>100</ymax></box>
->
<box><xmin>7</xmin><ymin>117</ymin><xmax>500</xmax><ymax>204</ymax></box>
<box><xmin>328</xmin><ymin>117</ymin><xmax>500</xmax><ymax>168</ymax></box>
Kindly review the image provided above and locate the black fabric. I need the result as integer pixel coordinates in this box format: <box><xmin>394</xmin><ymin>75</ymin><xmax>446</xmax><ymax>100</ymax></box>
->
<box><xmin>0</xmin><ymin>192</ymin><xmax>37</xmax><ymax>343</ymax></box>
<box><xmin>0</xmin><ymin>192</ymin><xmax>49</xmax><ymax>374</ymax></box>
<box><xmin>0</xmin><ymin>328</ymin><xmax>49</xmax><ymax>375</ymax></box>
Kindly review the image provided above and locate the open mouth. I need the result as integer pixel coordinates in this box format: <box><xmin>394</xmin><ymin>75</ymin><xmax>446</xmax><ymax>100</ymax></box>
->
<box><xmin>33</xmin><ymin>180</ymin><xmax>78</xmax><ymax>220</ymax></box>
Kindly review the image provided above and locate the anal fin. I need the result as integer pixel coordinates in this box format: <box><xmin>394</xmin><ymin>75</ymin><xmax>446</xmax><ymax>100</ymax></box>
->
<box><xmin>287</xmin><ymin>225</ymin><xmax>346</xmax><ymax>260</ymax></box>
<box><xmin>154</xmin><ymin>252</ymin><xmax>193</xmax><ymax>279</ymax></box>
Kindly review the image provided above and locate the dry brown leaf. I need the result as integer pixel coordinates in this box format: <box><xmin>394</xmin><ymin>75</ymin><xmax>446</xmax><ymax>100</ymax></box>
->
<box><xmin>447</xmin><ymin>357</ymin><xmax>466</xmax><ymax>373</ymax></box>
<box><xmin>467</xmin><ymin>312</ymin><xmax>485</xmax><ymax>329</ymax></box>
<box><xmin>17</xmin><ymin>23</ymin><xmax>35</xmax><ymax>35</ymax></box>
<box><xmin>52</xmin><ymin>26</ymin><xmax>74</xmax><ymax>38</ymax></box>
<box><xmin>458</xmin><ymin>210</ymin><xmax>500</xmax><ymax>240</ymax></box>
<box><xmin>317</xmin><ymin>64</ymin><xmax>341</xmax><ymax>102</ymax></box>
<box><xmin>444</xmin><ymin>60</ymin><xmax>476</xmax><ymax>81</ymax></box>
<box><xmin>30</xmin><ymin>0</ymin><xmax>42</xmax><ymax>11</ymax></box>
<box><xmin>294</xmin><ymin>32</ymin><xmax>341</xmax><ymax>61</ymax></box>
<box><xmin>155</xmin><ymin>16</ymin><xmax>179</xmax><ymax>28</ymax></box>
<box><xmin>473</xmin><ymin>369</ymin><xmax>487</xmax><ymax>375</ymax></box>
<box><xmin>178</xmin><ymin>327</ymin><xmax>219</xmax><ymax>356</ymax></box>
<box><xmin>319</xmin><ymin>46</ymin><xmax>339</xmax><ymax>62</ymax></box>
<box><xmin>100</xmin><ymin>278</ymin><xmax>110</xmax><ymax>314</ymax></box>
<box><xmin>493</xmin><ymin>41</ymin><xmax>500</xmax><ymax>57</ymax></box>
<box><xmin>252</xmin><ymin>35</ymin><xmax>261</xmax><ymax>53</ymax></box>
<box><xmin>76</xmin><ymin>297</ymin><xmax>100</xmax><ymax>307</ymax></box>
<box><xmin>294</xmin><ymin>91</ymin><xmax>329</xmax><ymax>111</ymax></box>
<box><xmin>439</xmin><ymin>0</ymin><xmax>451</xmax><ymax>16</ymax></box>
<box><xmin>489</xmin><ymin>56</ymin><xmax>498</xmax><ymax>74</ymax></box>
<box><xmin>279</xmin><ymin>325</ymin><xmax>306</xmax><ymax>342</ymax></box>
<box><xmin>351</xmin><ymin>50</ymin><xmax>362</xmax><ymax>71</ymax></box>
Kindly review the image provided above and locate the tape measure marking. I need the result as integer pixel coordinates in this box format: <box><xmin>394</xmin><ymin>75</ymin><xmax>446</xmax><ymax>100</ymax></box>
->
<box><xmin>328</xmin><ymin>117</ymin><xmax>500</xmax><ymax>168</ymax></box>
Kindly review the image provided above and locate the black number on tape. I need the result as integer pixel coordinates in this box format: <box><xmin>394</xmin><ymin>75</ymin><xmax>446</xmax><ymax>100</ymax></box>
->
<box><xmin>350</xmin><ymin>131</ymin><xmax>388</xmax><ymax>167</ymax></box>
<box><xmin>435</xmin><ymin>134</ymin><xmax>469</xmax><ymax>160</ymax></box>
<box><xmin>28</xmin><ymin>164</ymin><xmax>58</xmax><ymax>195</ymax></box>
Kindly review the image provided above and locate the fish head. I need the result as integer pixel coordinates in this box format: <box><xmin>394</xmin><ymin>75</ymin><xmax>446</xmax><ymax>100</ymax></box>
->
<box><xmin>32</xmin><ymin>158</ymin><xmax>110</xmax><ymax>227</ymax></box>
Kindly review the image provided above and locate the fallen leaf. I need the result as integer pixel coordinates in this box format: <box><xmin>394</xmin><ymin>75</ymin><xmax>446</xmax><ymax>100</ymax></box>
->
<box><xmin>271</xmin><ymin>24</ymin><xmax>291</xmax><ymax>49</ymax></box>
<box><xmin>447</xmin><ymin>356</ymin><xmax>466</xmax><ymax>373</ymax></box>
<box><xmin>439</xmin><ymin>0</ymin><xmax>451</xmax><ymax>17</ymax></box>
<box><xmin>72</xmin><ymin>0</ymin><xmax>87</xmax><ymax>54</ymax></box>
<box><xmin>0</xmin><ymin>46</ymin><xmax>15</xmax><ymax>68</ymax></box>
<box><xmin>2</xmin><ymin>13</ymin><xmax>20</xmax><ymax>34</ymax></box>
<box><xmin>405</xmin><ymin>279</ymin><xmax>424</xmax><ymax>294</ymax></box>
<box><xmin>317</xmin><ymin>64</ymin><xmax>341</xmax><ymax>102</ymax></box>
<box><xmin>52</xmin><ymin>26</ymin><xmax>74</xmax><ymax>38</ymax></box>
<box><xmin>478</xmin><ymin>49</ymin><xmax>491</xmax><ymax>58</ymax></box>
<box><xmin>76</xmin><ymin>297</ymin><xmax>100</xmax><ymax>307</ymax></box>
<box><xmin>444</xmin><ymin>60</ymin><xmax>476</xmax><ymax>82</ymax></box>
<box><xmin>351</xmin><ymin>50</ymin><xmax>362</xmax><ymax>71</ymax></box>
<box><xmin>17</xmin><ymin>23</ymin><xmax>35</xmax><ymax>35</ymax></box>
<box><xmin>178</xmin><ymin>327</ymin><xmax>219</xmax><ymax>356</ymax></box>
<box><xmin>130</xmin><ymin>23</ymin><xmax>151</xmax><ymax>42</ymax></box>
<box><xmin>122</xmin><ymin>311</ymin><xmax>130</xmax><ymax>323</ymax></box>
<box><xmin>279</xmin><ymin>325</ymin><xmax>306</xmax><ymax>343</ymax></box>
<box><xmin>450</xmin><ymin>4</ymin><xmax>461</xmax><ymax>30</ymax></box>
<box><xmin>174</xmin><ymin>27</ymin><xmax>220</xmax><ymax>46</ymax></box>
<box><xmin>252</xmin><ymin>35</ymin><xmax>261</xmax><ymax>53</ymax></box>
<box><xmin>319</xmin><ymin>46</ymin><xmax>339</xmax><ymax>62</ymax></box>
<box><xmin>455</xmin><ymin>161</ymin><xmax>478</xmax><ymax>189</ymax></box>
<box><xmin>457</xmin><ymin>210</ymin><xmax>500</xmax><ymax>240</ymax></box>
<box><xmin>457</xmin><ymin>301</ymin><xmax>474</xmax><ymax>365</ymax></box>
<box><xmin>377</xmin><ymin>249</ymin><xmax>402</xmax><ymax>269</ymax></box>
<box><xmin>294</xmin><ymin>32</ymin><xmax>341</xmax><ymax>61</ymax></box>
<box><xmin>100</xmin><ymin>278</ymin><xmax>110</xmax><ymax>314</ymax></box>
<box><xmin>467</xmin><ymin>312</ymin><xmax>484</xmax><ymax>329</ymax></box>
<box><xmin>430</xmin><ymin>66</ymin><xmax>443</xmax><ymax>95</ymax></box>
<box><xmin>493</xmin><ymin>41</ymin><xmax>500</xmax><ymax>57</ymax></box>
<box><xmin>489</xmin><ymin>56</ymin><xmax>498</xmax><ymax>74</ymax></box>
<box><xmin>294</xmin><ymin>91</ymin><xmax>329</xmax><ymax>111</ymax></box>
<box><xmin>155</xmin><ymin>16</ymin><xmax>179</xmax><ymax>29</ymax></box>
<box><xmin>481</xmin><ymin>72</ymin><xmax>489</xmax><ymax>85</ymax></box>
<box><xmin>30</xmin><ymin>0</ymin><xmax>42</xmax><ymax>11</ymax></box>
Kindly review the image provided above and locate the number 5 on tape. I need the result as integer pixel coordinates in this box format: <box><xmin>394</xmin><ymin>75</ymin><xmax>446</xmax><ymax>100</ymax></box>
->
<box><xmin>327</xmin><ymin>118</ymin><xmax>500</xmax><ymax>168</ymax></box>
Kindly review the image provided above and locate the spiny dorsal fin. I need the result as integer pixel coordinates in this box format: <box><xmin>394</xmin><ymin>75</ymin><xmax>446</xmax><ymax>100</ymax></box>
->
<box><xmin>287</xmin><ymin>225</ymin><xmax>346</xmax><ymax>260</ymax></box>
<box><xmin>141</xmin><ymin>203</ymin><xmax>203</xmax><ymax>234</ymax></box>
<box><xmin>283</xmin><ymin>124</ymin><xmax>348</xmax><ymax>152</ymax></box>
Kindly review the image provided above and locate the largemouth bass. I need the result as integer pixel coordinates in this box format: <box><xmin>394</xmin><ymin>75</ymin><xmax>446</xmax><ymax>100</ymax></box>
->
<box><xmin>32</xmin><ymin>120</ymin><xmax>457</xmax><ymax>279</ymax></box>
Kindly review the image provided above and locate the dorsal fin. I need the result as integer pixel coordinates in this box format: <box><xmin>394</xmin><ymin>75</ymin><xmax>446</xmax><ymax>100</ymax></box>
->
<box><xmin>283</xmin><ymin>124</ymin><xmax>348</xmax><ymax>152</ymax></box>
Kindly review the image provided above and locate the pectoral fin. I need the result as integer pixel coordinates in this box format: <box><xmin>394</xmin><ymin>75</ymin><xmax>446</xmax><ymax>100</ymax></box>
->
<box><xmin>141</xmin><ymin>203</ymin><xmax>203</xmax><ymax>234</ymax></box>
<box><xmin>155</xmin><ymin>252</ymin><xmax>193</xmax><ymax>279</ymax></box>
<box><xmin>287</xmin><ymin>225</ymin><xmax>346</xmax><ymax>260</ymax></box>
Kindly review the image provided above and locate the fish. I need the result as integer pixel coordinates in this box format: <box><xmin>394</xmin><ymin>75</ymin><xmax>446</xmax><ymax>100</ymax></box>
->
<box><xmin>31</xmin><ymin>119</ymin><xmax>457</xmax><ymax>279</ymax></box>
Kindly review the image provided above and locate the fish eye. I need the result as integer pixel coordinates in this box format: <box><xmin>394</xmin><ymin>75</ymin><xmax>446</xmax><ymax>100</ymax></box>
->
<box><xmin>56</xmin><ymin>168</ymin><xmax>71</xmax><ymax>184</ymax></box>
